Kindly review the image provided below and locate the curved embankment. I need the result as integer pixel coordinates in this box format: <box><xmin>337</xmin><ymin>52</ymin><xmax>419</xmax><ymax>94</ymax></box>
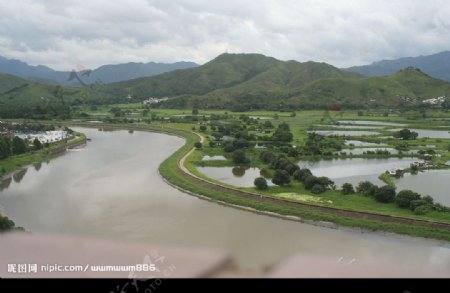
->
<box><xmin>157</xmin><ymin>127</ymin><xmax>450</xmax><ymax>241</ymax></box>
<box><xmin>49</xmin><ymin>122</ymin><xmax>450</xmax><ymax>240</ymax></box>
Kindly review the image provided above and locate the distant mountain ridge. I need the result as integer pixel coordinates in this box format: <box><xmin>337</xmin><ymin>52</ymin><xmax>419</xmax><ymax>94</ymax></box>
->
<box><xmin>100</xmin><ymin>53</ymin><xmax>450</xmax><ymax>110</ymax></box>
<box><xmin>345</xmin><ymin>51</ymin><xmax>450</xmax><ymax>82</ymax></box>
<box><xmin>0</xmin><ymin>55</ymin><xmax>198</xmax><ymax>86</ymax></box>
<box><xmin>1</xmin><ymin>52</ymin><xmax>450</xmax><ymax>119</ymax></box>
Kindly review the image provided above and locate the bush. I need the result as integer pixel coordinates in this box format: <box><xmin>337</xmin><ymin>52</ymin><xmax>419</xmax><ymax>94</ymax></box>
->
<box><xmin>259</xmin><ymin>151</ymin><xmax>276</xmax><ymax>164</ymax></box>
<box><xmin>293</xmin><ymin>168</ymin><xmax>313</xmax><ymax>183</ymax></box>
<box><xmin>311</xmin><ymin>184</ymin><xmax>326</xmax><ymax>194</ymax></box>
<box><xmin>254</xmin><ymin>177</ymin><xmax>268</xmax><ymax>190</ymax></box>
<box><xmin>356</xmin><ymin>181</ymin><xmax>378</xmax><ymax>196</ymax></box>
<box><xmin>194</xmin><ymin>142</ymin><xmax>202</xmax><ymax>149</ymax></box>
<box><xmin>0</xmin><ymin>214</ymin><xmax>16</xmax><ymax>231</ymax></box>
<box><xmin>422</xmin><ymin>195</ymin><xmax>434</xmax><ymax>205</ymax></box>
<box><xmin>303</xmin><ymin>175</ymin><xmax>334</xmax><ymax>191</ymax></box>
<box><xmin>341</xmin><ymin>183</ymin><xmax>355</xmax><ymax>195</ymax></box>
<box><xmin>374</xmin><ymin>185</ymin><xmax>396</xmax><ymax>203</ymax></box>
<box><xmin>235</xmin><ymin>138</ymin><xmax>249</xmax><ymax>149</ymax></box>
<box><xmin>33</xmin><ymin>138</ymin><xmax>43</xmax><ymax>150</ymax></box>
<box><xmin>232</xmin><ymin>150</ymin><xmax>249</xmax><ymax>164</ymax></box>
<box><xmin>395</xmin><ymin>189</ymin><xmax>421</xmax><ymax>208</ymax></box>
<box><xmin>410</xmin><ymin>199</ymin><xmax>427</xmax><ymax>211</ymax></box>
<box><xmin>223</xmin><ymin>143</ymin><xmax>235</xmax><ymax>153</ymax></box>
<box><xmin>414</xmin><ymin>205</ymin><xmax>431</xmax><ymax>215</ymax></box>
<box><xmin>272</xmin><ymin>169</ymin><xmax>291</xmax><ymax>186</ymax></box>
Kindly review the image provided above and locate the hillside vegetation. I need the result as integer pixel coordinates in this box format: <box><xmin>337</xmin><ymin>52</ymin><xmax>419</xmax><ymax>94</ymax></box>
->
<box><xmin>1</xmin><ymin>53</ymin><xmax>450</xmax><ymax>117</ymax></box>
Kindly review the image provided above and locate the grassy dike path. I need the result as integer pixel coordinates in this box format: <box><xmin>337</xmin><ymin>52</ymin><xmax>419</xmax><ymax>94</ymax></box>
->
<box><xmin>155</xmin><ymin>125</ymin><xmax>450</xmax><ymax>242</ymax></box>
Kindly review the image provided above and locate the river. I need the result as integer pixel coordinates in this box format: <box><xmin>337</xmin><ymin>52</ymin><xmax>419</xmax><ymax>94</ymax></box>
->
<box><xmin>1</xmin><ymin>127</ymin><xmax>449</xmax><ymax>274</ymax></box>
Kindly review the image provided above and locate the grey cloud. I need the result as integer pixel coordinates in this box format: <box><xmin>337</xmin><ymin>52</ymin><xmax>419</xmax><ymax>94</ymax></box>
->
<box><xmin>0</xmin><ymin>0</ymin><xmax>449</xmax><ymax>70</ymax></box>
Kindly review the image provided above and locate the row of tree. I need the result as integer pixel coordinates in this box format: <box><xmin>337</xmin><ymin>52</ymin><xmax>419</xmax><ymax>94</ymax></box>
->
<box><xmin>0</xmin><ymin>136</ymin><xmax>42</xmax><ymax>160</ymax></box>
<box><xmin>353</xmin><ymin>181</ymin><xmax>447</xmax><ymax>214</ymax></box>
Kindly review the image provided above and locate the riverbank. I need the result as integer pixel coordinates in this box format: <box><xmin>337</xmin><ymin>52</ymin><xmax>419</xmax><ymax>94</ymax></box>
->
<box><xmin>153</xmin><ymin>125</ymin><xmax>450</xmax><ymax>241</ymax></box>
<box><xmin>4</xmin><ymin>121</ymin><xmax>450</xmax><ymax>241</ymax></box>
<box><xmin>0</xmin><ymin>132</ymin><xmax>87</xmax><ymax>180</ymax></box>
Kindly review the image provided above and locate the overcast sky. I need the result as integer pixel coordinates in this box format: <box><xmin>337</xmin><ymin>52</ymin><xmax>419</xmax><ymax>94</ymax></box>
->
<box><xmin>0</xmin><ymin>0</ymin><xmax>449</xmax><ymax>70</ymax></box>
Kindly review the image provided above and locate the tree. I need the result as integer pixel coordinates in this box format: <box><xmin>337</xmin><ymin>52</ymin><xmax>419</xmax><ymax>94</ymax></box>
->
<box><xmin>356</xmin><ymin>181</ymin><xmax>378</xmax><ymax>196</ymax></box>
<box><xmin>374</xmin><ymin>185</ymin><xmax>396</xmax><ymax>203</ymax></box>
<box><xmin>12</xmin><ymin>137</ymin><xmax>27</xmax><ymax>155</ymax></box>
<box><xmin>0</xmin><ymin>136</ymin><xmax>11</xmax><ymax>159</ymax></box>
<box><xmin>259</xmin><ymin>151</ymin><xmax>276</xmax><ymax>164</ymax></box>
<box><xmin>414</xmin><ymin>205</ymin><xmax>431</xmax><ymax>215</ymax></box>
<box><xmin>199</xmin><ymin>125</ymin><xmax>207</xmax><ymax>131</ymax></box>
<box><xmin>293</xmin><ymin>168</ymin><xmax>313</xmax><ymax>183</ymax></box>
<box><xmin>272</xmin><ymin>169</ymin><xmax>291</xmax><ymax>186</ymax></box>
<box><xmin>393</xmin><ymin>128</ymin><xmax>418</xmax><ymax>140</ymax></box>
<box><xmin>263</xmin><ymin>121</ymin><xmax>273</xmax><ymax>128</ymax></box>
<box><xmin>341</xmin><ymin>183</ymin><xmax>355</xmax><ymax>195</ymax></box>
<box><xmin>395</xmin><ymin>189</ymin><xmax>421</xmax><ymax>208</ymax></box>
<box><xmin>33</xmin><ymin>138</ymin><xmax>43</xmax><ymax>150</ymax></box>
<box><xmin>223</xmin><ymin>142</ymin><xmax>235</xmax><ymax>153</ymax></box>
<box><xmin>303</xmin><ymin>175</ymin><xmax>333</xmax><ymax>191</ymax></box>
<box><xmin>0</xmin><ymin>214</ymin><xmax>16</xmax><ymax>231</ymax></box>
<box><xmin>254</xmin><ymin>177</ymin><xmax>268</xmax><ymax>190</ymax></box>
<box><xmin>232</xmin><ymin>150</ymin><xmax>249</xmax><ymax>164</ymax></box>
<box><xmin>235</xmin><ymin>138</ymin><xmax>249</xmax><ymax>149</ymax></box>
<box><xmin>422</xmin><ymin>195</ymin><xmax>434</xmax><ymax>205</ymax></box>
<box><xmin>311</xmin><ymin>184</ymin><xmax>326</xmax><ymax>194</ymax></box>
<box><xmin>110</xmin><ymin>107</ymin><xmax>123</xmax><ymax>117</ymax></box>
<box><xmin>194</xmin><ymin>142</ymin><xmax>202</xmax><ymax>149</ymax></box>
<box><xmin>410</xmin><ymin>199</ymin><xmax>428</xmax><ymax>211</ymax></box>
<box><xmin>272</xmin><ymin>122</ymin><xmax>293</xmax><ymax>142</ymax></box>
<box><xmin>192</xmin><ymin>108</ymin><xmax>199</xmax><ymax>115</ymax></box>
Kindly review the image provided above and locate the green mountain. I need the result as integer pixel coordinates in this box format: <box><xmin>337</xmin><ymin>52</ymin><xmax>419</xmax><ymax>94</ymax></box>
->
<box><xmin>285</xmin><ymin>67</ymin><xmax>450</xmax><ymax>108</ymax></box>
<box><xmin>100</xmin><ymin>53</ymin><xmax>280</xmax><ymax>98</ymax></box>
<box><xmin>0</xmin><ymin>55</ymin><xmax>198</xmax><ymax>86</ymax></box>
<box><xmin>0</xmin><ymin>73</ymin><xmax>105</xmax><ymax>118</ymax></box>
<box><xmin>106</xmin><ymin>53</ymin><xmax>446</xmax><ymax>110</ymax></box>
<box><xmin>2</xmin><ymin>53</ymin><xmax>450</xmax><ymax>117</ymax></box>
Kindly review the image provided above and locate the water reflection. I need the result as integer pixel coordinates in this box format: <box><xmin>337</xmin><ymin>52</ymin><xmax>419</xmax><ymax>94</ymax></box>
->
<box><xmin>338</xmin><ymin>120</ymin><xmax>407</xmax><ymax>127</ymax></box>
<box><xmin>297</xmin><ymin>157</ymin><xmax>416</xmax><ymax>187</ymax></box>
<box><xmin>232</xmin><ymin>166</ymin><xmax>247</xmax><ymax>177</ymax></box>
<box><xmin>197</xmin><ymin>166</ymin><xmax>273</xmax><ymax>187</ymax></box>
<box><xmin>202</xmin><ymin>155</ymin><xmax>226</xmax><ymax>161</ymax></box>
<box><xmin>12</xmin><ymin>169</ymin><xmax>27</xmax><ymax>183</ymax></box>
<box><xmin>259</xmin><ymin>168</ymin><xmax>273</xmax><ymax>179</ymax></box>
<box><xmin>395</xmin><ymin>170</ymin><xmax>450</xmax><ymax>205</ymax></box>
<box><xmin>308</xmin><ymin>130</ymin><xmax>379</xmax><ymax>136</ymax></box>
<box><xmin>33</xmin><ymin>162</ymin><xmax>42</xmax><ymax>172</ymax></box>
<box><xmin>0</xmin><ymin>177</ymin><xmax>12</xmax><ymax>191</ymax></box>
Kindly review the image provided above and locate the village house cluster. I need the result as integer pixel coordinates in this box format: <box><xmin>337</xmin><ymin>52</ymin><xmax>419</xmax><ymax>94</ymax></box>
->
<box><xmin>422</xmin><ymin>96</ymin><xmax>446</xmax><ymax>105</ymax></box>
<box><xmin>142</xmin><ymin>97</ymin><xmax>169</xmax><ymax>105</ymax></box>
<box><xmin>15</xmin><ymin>131</ymin><xmax>69</xmax><ymax>144</ymax></box>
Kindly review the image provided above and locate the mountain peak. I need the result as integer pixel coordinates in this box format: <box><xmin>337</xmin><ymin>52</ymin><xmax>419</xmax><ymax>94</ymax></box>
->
<box><xmin>345</xmin><ymin>50</ymin><xmax>450</xmax><ymax>82</ymax></box>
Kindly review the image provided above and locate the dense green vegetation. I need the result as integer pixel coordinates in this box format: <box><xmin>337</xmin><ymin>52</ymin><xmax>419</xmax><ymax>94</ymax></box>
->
<box><xmin>0</xmin><ymin>213</ymin><xmax>23</xmax><ymax>232</ymax></box>
<box><xmin>152</xmin><ymin>120</ymin><xmax>450</xmax><ymax>241</ymax></box>
<box><xmin>2</xmin><ymin>53</ymin><xmax>450</xmax><ymax>119</ymax></box>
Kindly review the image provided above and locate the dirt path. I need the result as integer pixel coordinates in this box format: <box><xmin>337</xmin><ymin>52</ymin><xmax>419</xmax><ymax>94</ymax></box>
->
<box><xmin>176</xmin><ymin>132</ymin><xmax>450</xmax><ymax>232</ymax></box>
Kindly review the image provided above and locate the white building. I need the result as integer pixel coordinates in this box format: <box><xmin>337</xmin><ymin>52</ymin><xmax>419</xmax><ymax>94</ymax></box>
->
<box><xmin>16</xmin><ymin>131</ymin><xmax>69</xmax><ymax>144</ymax></box>
<box><xmin>142</xmin><ymin>97</ymin><xmax>169</xmax><ymax>105</ymax></box>
<box><xmin>422</xmin><ymin>96</ymin><xmax>446</xmax><ymax>105</ymax></box>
